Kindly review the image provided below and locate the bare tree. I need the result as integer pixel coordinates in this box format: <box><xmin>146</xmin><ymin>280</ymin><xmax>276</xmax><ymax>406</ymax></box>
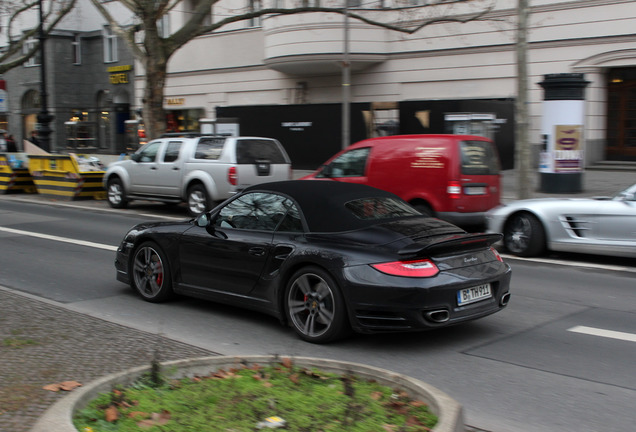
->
<box><xmin>89</xmin><ymin>0</ymin><xmax>496</xmax><ymax>139</ymax></box>
<box><xmin>0</xmin><ymin>0</ymin><xmax>78</xmax><ymax>74</ymax></box>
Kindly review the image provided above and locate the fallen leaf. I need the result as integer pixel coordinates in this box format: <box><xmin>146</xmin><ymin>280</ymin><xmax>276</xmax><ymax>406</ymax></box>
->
<box><xmin>127</xmin><ymin>411</ymin><xmax>149</xmax><ymax>420</ymax></box>
<box><xmin>42</xmin><ymin>381</ymin><xmax>82</xmax><ymax>392</ymax></box>
<box><xmin>382</xmin><ymin>425</ymin><xmax>397</xmax><ymax>432</ymax></box>
<box><xmin>409</xmin><ymin>400</ymin><xmax>428</xmax><ymax>408</ymax></box>
<box><xmin>42</xmin><ymin>384</ymin><xmax>61</xmax><ymax>392</ymax></box>
<box><xmin>105</xmin><ymin>405</ymin><xmax>119</xmax><ymax>422</ymax></box>
<box><xmin>281</xmin><ymin>357</ymin><xmax>293</xmax><ymax>369</ymax></box>
<box><xmin>370</xmin><ymin>391</ymin><xmax>383</xmax><ymax>400</ymax></box>
<box><xmin>289</xmin><ymin>373</ymin><xmax>300</xmax><ymax>385</ymax></box>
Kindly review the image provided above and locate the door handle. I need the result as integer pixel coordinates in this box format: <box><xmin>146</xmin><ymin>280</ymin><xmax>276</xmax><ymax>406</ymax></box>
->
<box><xmin>249</xmin><ymin>247</ymin><xmax>266</xmax><ymax>257</ymax></box>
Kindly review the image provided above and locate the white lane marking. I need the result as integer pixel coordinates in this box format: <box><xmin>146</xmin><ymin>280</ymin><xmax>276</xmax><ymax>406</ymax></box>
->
<box><xmin>501</xmin><ymin>253</ymin><xmax>636</xmax><ymax>274</ymax></box>
<box><xmin>0</xmin><ymin>226</ymin><xmax>118</xmax><ymax>252</ymax></box>
<box><xmin>568</xmin><ymin>326</ymin><xmax>636</xmax><ymax>343</ymax></box>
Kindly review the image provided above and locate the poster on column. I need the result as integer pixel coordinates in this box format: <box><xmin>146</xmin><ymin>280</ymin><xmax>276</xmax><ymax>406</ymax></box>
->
<box><xmin>554</xmin><ymin>125</ymin><xmax>582</xmax><ymax>173</ymax></box>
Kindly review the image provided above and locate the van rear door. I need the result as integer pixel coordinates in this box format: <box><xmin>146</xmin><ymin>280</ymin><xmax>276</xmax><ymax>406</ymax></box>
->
<box><xmin>456</xmin><ymin>139</ymin><xmax>501</xmax><ymax>212</ymax></box>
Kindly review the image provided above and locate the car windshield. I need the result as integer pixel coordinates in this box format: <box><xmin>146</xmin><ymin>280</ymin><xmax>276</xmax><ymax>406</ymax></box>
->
<box><xmin>345</xmin><ymin>197</ymin><xmax>421</xmax><ymax>220</ymax></box>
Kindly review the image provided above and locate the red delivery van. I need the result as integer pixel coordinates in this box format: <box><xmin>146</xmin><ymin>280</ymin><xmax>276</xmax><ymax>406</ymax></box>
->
<box><xmin>301</xmin><ymin>134</ymin><xmax>501</xmax><ymax>227</ymax></box>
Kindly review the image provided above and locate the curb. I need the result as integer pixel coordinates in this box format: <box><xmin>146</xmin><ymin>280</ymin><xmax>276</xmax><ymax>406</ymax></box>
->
<box><xmin>30</xmin><ymin>355</ymin><xmax>464</xmax><ymax>432</ymax></box>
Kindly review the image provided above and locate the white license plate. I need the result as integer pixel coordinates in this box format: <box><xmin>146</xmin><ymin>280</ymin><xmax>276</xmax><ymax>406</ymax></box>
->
<box><xmin>464</xmin><ymin>186</ymin><xmax>487</xmax><ymax>195</ymax></box>
<box><xmin>457</xmin><ymin>283</ymin><xmax>492</xmax><ymax>306</ymax></box>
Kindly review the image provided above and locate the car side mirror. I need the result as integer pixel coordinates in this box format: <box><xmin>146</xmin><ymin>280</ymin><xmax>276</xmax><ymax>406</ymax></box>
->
<box><xmin>195</xmin><ymin>213</ymin><xmax>210</xmax><ymax>227</ymax></box>
<box><xmin>130</xmin><ymin>153</ymin><xmax>141</xmax><ymax>163</ymax></box>
<box><xmin>319</xmin><ymin>164</ymin><xmax>332</xmax><ymax>178</ymax></box>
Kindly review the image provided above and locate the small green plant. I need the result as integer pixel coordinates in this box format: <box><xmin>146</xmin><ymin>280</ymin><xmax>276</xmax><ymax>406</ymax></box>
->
<box><xmin>74</xmin><ymin>358</ymin><xmax>438</xmax><ymax>432</ymax></box>
<box><xmin>2</xmin><ymin>337</ymin><xmax>38</xmax><ymax>348</ymax></box>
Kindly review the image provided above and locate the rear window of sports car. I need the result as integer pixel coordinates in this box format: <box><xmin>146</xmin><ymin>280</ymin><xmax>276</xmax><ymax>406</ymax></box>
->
<box><xmin>345</xmin><ymin>197</ymin><xmax>420</xmax><ymax>220</ymax></box>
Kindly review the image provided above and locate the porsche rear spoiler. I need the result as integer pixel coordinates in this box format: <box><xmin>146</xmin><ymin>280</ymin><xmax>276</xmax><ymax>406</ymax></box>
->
<box><xmin>398</xmin><ymin>233</ymin><xmax>503</xmax><ymax>257</ymax></box>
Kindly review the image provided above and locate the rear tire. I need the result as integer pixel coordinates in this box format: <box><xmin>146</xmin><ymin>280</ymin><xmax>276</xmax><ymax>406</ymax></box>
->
<box><xmin>106</xmin><ymin>177</ymin><xmax>128</xmax><ymax>209</ymax></box>
<box><xmin>186</xmin><ymin>184</ymin><xmax>209</xmax><ymax>217</ymax></box>
<box><xmin>285</xmin><ymin>266</ymin><xmax>349</xmax><ymax>344</ymax></box>
<box><xmin>503</xmin><ymin>212</ymin><xmax>546</xmax><ymax>257</ymax></box>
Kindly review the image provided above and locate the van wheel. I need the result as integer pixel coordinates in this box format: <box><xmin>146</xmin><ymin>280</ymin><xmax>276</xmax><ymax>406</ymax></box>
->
<box><xmin>413</xmin><ymin>202</ymin><xmax>434</xmax><ymax>217</ymax></box>
<box><xmin>187</xmin><ymin>184</ymin><xmax>209</xmax><ymax>217</ymax></box>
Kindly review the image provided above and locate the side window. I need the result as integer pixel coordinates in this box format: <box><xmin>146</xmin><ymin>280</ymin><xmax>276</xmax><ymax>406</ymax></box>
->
<box><xmin>276</xmin><ymin>200</ymin><xmax>303</xmax><ymax>232</ymax></box>
<box><xmin>137</xmin><ymin>142</ymin><xmax>161</xmax><ymax>162</ymax></box>
<box><xmin>215</xmin><ymin>192</ymin><xmax>302</xmax><ymax>232</ymax></box>
<box><xmin>163</xmin><ymin>141</ymin><xmax>182</xmax><ymax>163</ymax></box>
<box><xmin>195</xmin><ymin>138</ymin><xmax>226</xmax><ymax>160</ymax></box>
<box><xmin>318</xmin><ymin>147</ymin><xmax>370</xmax><ymax>178</ymax></box>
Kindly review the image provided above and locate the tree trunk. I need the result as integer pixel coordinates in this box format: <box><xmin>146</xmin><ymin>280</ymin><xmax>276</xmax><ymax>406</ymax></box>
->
<box><xmin>515</xmin><ymin>0</ymin><xmax>532</xmax><ymax>199</ymax></box>
<box><xmin>142</xmin><ymin>58</ymin><xmax>168</xmax><ymax>140</ymax></box>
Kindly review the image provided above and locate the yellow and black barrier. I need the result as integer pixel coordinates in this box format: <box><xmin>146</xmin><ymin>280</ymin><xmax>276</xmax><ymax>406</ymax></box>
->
<box><xmin>27</xmin><ymin>154</ymin><xmax>106</xmax><ymax>200</ymax></box>
<box><xmin>0</xmin><ymin>154</ymin><xmax>37</xmax><ymax>194</ymax></box>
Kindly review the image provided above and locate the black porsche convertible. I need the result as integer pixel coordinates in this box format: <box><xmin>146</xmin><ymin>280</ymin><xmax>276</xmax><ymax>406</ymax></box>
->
<box><xmin>115</xmin><ymin>181</ymin><xmax>511</xmax><ymax>343</ymax></box>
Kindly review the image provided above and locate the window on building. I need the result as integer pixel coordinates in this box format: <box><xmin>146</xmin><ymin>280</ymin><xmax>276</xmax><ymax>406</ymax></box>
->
<box><xmin>72</xmin><ymin>34</ymin><xmax>81</xmax><ymax>65</ymax></box>
<box><xmin>248</xmin><ymin>0</ymin><xmax>262</xmax><ymax>27</ymax></box>
<box><xmin>103</xmin><ymin>26</ymin><xmax>118</xmax><ymax>63</ymax></box>
<box><xmin>23</xmin><ymin>38</ymin><xmax>41</xmax><ymax>67</ymax></box>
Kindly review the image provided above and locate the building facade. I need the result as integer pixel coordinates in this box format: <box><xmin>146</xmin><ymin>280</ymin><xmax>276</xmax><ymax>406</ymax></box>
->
<box><xmin>141</xmin><ymin>0</ymin><xmax>636</xmax><ymax>169</ymax></box>
<box><xmin>1</xmin><ymin>0</ymin><xmax>135</xmax><ymax>154</ymax></box>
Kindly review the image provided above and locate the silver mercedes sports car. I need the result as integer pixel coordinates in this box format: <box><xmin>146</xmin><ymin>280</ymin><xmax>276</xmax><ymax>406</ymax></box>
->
<box><xmin>486</xmin><ymin>183</ymin><xmax>636</xmax><ymax>257</ymax></box>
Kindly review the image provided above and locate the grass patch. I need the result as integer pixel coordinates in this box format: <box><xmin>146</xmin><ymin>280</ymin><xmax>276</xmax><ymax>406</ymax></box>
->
<box><xmin>74</xmin><ymin>358</ymin><xmax>438</xmax><ymax>432</ymax></box>
<box><xmin>2</xmin><ymin>337</ymin><xmax>38</xmax><ymax>348</ymax></box>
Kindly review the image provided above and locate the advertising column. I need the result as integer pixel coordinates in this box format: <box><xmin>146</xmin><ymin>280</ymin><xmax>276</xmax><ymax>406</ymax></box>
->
<box><xmin>538</xmin><ymin>73</ymin><xmax>590</xmax><ymax>193</ymax></box>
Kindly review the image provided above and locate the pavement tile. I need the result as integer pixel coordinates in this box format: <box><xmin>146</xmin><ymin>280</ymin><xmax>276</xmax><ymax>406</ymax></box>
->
<box><xmin>0</xmin><ymin>288</ymin><xmax>217</xmax><ymax>432</ymax></box>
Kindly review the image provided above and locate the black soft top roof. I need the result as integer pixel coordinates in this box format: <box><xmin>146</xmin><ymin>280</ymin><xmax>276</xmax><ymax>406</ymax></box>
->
<box><xmin>243</xmin><ymin>180</ymin><xmax>406</xmax><ymax>232</ymax></box>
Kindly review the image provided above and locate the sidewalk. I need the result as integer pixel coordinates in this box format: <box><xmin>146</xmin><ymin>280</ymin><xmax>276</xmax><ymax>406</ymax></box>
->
<box><xmin>0</xmin><ymin>288</ymin><xmax>217</xmax><ymax>432</ymax></box>
<box><xmin>501</xmin><ymin>168</ymin><xmax>634</xmax><ymax>202</ymax></box>
<box><xmin>0</xmin><ymin>166</ymin><xmax>634</xmax><ymax>432</ymax></box>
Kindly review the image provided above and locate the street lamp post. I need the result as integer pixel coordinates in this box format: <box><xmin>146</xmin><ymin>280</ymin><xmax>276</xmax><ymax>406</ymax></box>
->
<box><xmin>37</xmin><ymin>0</ymin><xmax>53</xmax><ymax>152</ymax></box>
<box><xmin>341</xmin><ymin>2</ymin><xmax>350</xmax><ymax>150</ymax></box>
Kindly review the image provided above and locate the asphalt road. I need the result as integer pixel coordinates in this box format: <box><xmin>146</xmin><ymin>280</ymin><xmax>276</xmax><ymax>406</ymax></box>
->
<box><xmin>1</xmin><ymin>197</ymin><xmax>634</xmax><ymax>432</ymax></box>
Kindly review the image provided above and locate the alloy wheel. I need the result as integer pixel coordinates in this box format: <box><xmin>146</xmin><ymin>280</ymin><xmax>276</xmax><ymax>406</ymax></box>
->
<box><xmin>287</xmin><ymin>273</ymin><xmax>336</xmax><ymax>339</ymax></box>
<box><xmin>132</xmin><ymin>246</ymin><xmax>165</xmax><ymax>298</ymax></box>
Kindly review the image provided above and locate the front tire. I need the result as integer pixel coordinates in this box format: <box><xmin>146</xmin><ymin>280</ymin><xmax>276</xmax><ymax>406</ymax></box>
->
<box><xmin>131</xmin><ymin>242</ymin><xmax>174</xmax><ymax>302</ymax></box>
<box><xmin>106</xmin><ymin>177</ymin><xmax>128</xmax><ymax>209</ymax></box>
<box><xmin>504</xmin><ymin>212</ymin><xmax>546</xmax><ymax>257</ymax></box>
<box><xmin>285</xmin><ymin>266</ymin><xmax>349</xmax><ymax>344</ymax></box>
<box><xmin>186</xmin><ymin>184</ymin><xmax>209</xmax><ymax>217</ymax></box>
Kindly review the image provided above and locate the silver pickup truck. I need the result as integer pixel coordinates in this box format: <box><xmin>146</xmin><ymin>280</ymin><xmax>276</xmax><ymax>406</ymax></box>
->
<box><xmin>103</xmin><ymin>136</ymin><xmax>292</xmax><ymax>216</ymax></box>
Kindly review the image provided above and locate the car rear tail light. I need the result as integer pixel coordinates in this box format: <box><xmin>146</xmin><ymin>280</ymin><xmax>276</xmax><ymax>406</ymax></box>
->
<box><xmin>447</xmin><ymin>181</ymin><xmax>461</xmax><ymax>199</ymax></box>
<box><xmin>371</xmin><ymin>259</ymin><xmax>439</xmax><ymax>278</ymax></box>
<box><xmin>228</xmin><ymin>166</ymin><xmax>237</xmax><ymax>185</ymax></box>
<box><xmin>490</xmin><ymin>247</ymin><xmax>504</xmax><ymax>262</ymax></box>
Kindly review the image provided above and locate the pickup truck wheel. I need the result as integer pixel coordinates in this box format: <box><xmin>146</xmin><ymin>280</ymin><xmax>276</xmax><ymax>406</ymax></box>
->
<box><xmin>187</xmin><ymin>184</ymin><xmax>209</xmax><ymax>216</ymax></box>
<box><xmin>107</xmin><ymin>178</ymin><xmax>128</xmax><ymax>209</ymax></box>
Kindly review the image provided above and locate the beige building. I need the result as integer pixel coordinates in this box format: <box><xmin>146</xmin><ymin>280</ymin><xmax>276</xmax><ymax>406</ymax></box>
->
<box><xmin>137</xmin><ymin>0</ymin><xmax>636</xmax><ymax>169</ymax></box>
